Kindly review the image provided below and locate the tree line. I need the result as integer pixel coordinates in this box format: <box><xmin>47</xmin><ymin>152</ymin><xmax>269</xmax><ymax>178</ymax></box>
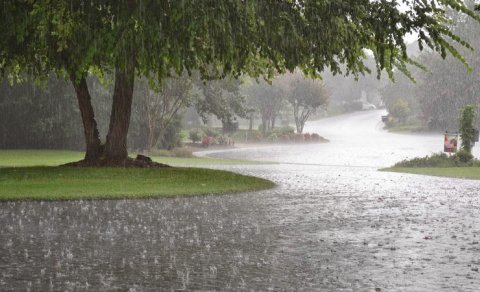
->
<box><xmin>382</xmin><ymin>1</ymin><xmax>480</xmax><ymax>132</ymax></box>
<box><xmin>0</xmin><ymin>70</ymin><xmax>328</xmax><ymax>151</ymax></box>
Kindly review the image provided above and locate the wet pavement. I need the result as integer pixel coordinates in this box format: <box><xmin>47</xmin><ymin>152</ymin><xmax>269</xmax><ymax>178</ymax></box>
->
<box><xmin>1</xmin><ymin>110</ymin><xmax>480</xmax><ymax>291</ymax></box>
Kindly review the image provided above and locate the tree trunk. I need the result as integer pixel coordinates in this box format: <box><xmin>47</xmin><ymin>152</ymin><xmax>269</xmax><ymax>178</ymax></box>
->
<box><xmin>249</xmin><ymin>113</ymin><xmax>254</xmax><ymax>131</ymax></box>
<box><xmin>70</xmin><ymin>75</ymin><xmax>102</xmax><ymax>162</ymax></box>
<box><xmin>104</xmin><ymin>66</ymin><xmax>135</xmax><ymax>161</ymax></box>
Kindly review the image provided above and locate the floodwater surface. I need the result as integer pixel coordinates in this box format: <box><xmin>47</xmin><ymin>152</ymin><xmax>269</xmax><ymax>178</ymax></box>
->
<box><xmin>1</xmin><ymin>110</ymin><xmax>480</xmax><ymax>291</ymax></box>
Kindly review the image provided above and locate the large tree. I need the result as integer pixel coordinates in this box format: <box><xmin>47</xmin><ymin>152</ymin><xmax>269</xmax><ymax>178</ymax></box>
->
<box><xmin>1</xmin><ymin>1</ymin><xmax>478</xmax><ymax>166</ymax></box>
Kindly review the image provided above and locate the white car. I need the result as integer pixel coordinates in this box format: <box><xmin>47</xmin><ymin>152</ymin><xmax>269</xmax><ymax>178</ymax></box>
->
<box><xmin>362</xmin><ymin>103</ymin><xmax>377</xmax><ymax>110</ymax></box>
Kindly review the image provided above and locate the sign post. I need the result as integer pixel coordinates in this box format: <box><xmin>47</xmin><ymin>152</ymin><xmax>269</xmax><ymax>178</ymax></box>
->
<box><xmin>444</xmin><ymin>132</ymin><xmax>458</xmax><ymax>153</ymax></box>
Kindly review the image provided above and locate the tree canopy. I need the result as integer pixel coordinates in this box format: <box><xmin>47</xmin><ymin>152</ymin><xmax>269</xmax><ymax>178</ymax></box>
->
<box><xmin>1</xmin><ymin>0</ymin><xmax>478</xmax><ymax>165</ymax></box>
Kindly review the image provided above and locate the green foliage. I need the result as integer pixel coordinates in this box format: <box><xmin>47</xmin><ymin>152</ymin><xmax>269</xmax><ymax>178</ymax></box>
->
<box><xmin>455</xmin><ymin>148</ymin><xmax>474</xmax><ymax>163</ymax></box>
<box><xmin>389</xmin><ymin>98</ymin><xmax>411</xmax><ymax>123</ymax></box>
<box><xmin>188</xmin><ymin>128</ymin><xmax>204</xmax><ymax>143</ymax></box>
<box><xmin>394</xmin><ymin>152</ymin><xmax>480</xmax><ymax>168</ymax></box>
<box><xmin>459</xmin><ymin>105</ymin><xmax>476</xmax><ymax>154</ymax></box>
<box><xmin>285</xmin><ymin>73</ymin><xmax>329</xmax><ymax>133</ymax></box>
<box><xmin>201</xmin><ymin>127</ymin><xmax>220</xmax><ymax>138</ymax></box>
<box><xmin>2</xmin><ymin>1</ymin><xmax>479</xmax><ymax>86</ymax></box>
<box><xmin>195</xmin><ymin>76</ymin><xmax>247</xmax><ymax>126</ymax></box>
<box><xmin>271</xmin><ymin>126</ymin><xmax>295</xmax><ymax>137</ymax></box>
<box><xmin>157</xmin><ymin>114</ymin><xmax>183</xmax><ymax>150</ymax></box>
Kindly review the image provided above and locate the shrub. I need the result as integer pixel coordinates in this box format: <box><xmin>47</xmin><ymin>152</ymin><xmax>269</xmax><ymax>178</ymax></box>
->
<box><xmin>267</xmin><ymin>132</ymin><xmax>278</xmax><ymax>142</ymax></box>
<box><xmin>202</xmin><ymin>136</ymin><xmax>216</xmax><ymax>147</ymax></box>
<box><xmin>311</xmin><ymin>133</ymin><xmax>321</xmax><ymax>142</ymax></box>
<box><xmin>202</xmin><ymin>127</ymin><xmax>220</xmax><ymax>138</ymax></box>
<box><xmin>189</xmin><ymin>128</ymin><xmax>203</xmax><ymax>143</ymax></box>
<box><xmin>394</xmin><ymin>151</ymin><xmax>480</xmax><ymax>168</ymax></box>
<box><xmin>217</xmin><ymin>135</ymin><xmax>229</xmax><ymax>145</ymax></box>
<box><xmin>157</xmin><ymin>115</ymin><xmax>183</xmax><ymax>150</ymax></box>
<box><xmin>294</xmin><ymin>133</ymin><xmax>304</xmax><ymax>142</ymax></box>
<box><xmin>272</xmin><ymin>126</ymin><xmax>295</xmax><ymax>136</ymax></box>
<box><xmin>303</xmin><ymin>133</ymin><xmax>311</xmax><ymax>142</ymax></box>
<box><xmin>453</xmin><ymin>149</ymin><xmax>474</xmax><ymax>163</ymax></box>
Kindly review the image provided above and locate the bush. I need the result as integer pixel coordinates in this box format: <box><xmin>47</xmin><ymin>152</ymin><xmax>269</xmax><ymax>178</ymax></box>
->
<box><xmin>294</xmin><ymin>133</ymin><xmax>304</xmax><ymax>142</ymax></box>
<box><xmin>271</xmin><ymin>126</ymin><xmax>295</xmax><ymax>136</ymax></box>
<box><xmin>189</xmin><ymin>128</ymin><xmax>203</xmax><ymax>143</ymax></box>
<box><xmin>157</xmin><ymin>114</ymin><xmax>183</xmax><ymax>150</ymax></box>
<box><xmin>202</xmin><ymin>136</ymin><xmax>216</xmax><ymax>147</ymax></box>
<box><xmin>217</xmin><ymin>135</ymin><xmax>229</xmax><ymax>145</ymax></box>
<box><xmin>202</xmin><ymin>127</ymin><xmax>220</xmax><ymax>138</ymax></box>
<box><xmin>303</xmin><ymin>133</ymin><xmax>311</xmax><ymax>142</ymax></box>
<box><xmin>453</xmin><ymin>149</ymin><xmax>474</xmax><ymax>163</ymax></box>
<box><xmin>394</xmin><ymin>151</ymin><xmax>480</xmax><ymax>168</ymax></box>
<box><xmin>267</xmin><ymin>132</ymin><xmax>278</xmax><ymax>142</ymax></box>
<box><xmin>311</xmin><ymin>133</ymin><xmax>321</xmax><ymax>142</ymax></box>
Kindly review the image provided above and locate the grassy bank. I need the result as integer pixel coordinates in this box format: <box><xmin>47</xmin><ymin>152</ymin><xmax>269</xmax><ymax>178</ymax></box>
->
<box><xmin>0</xmin><ymin>150</ymin><xmax>264</xmax><ymax>167</ymax></box>
<box><xmin>382</xmin><ymin>167</ymin><xmax>480</xmax><ymax>180</ymax></box>
<box><xmin>0</xmin><ymin>150</ymin><xmax>274</xmax><ymax>201</ymax></box>
<box><xmin>0</xmin><ymin>167</ymin><xmax>274</xmax><ymax>201</ymax></box>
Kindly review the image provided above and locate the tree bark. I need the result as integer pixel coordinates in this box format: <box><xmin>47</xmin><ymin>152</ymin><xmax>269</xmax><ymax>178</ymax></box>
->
<box><xmin>104</xmin><ymin>65</ymin><xmax>135</xmax><ymax>161</ymax></box>
<box><xmin>70</xmin><ymin>75</ymin><xmax>102</xmax><ymax>162</ymax></box>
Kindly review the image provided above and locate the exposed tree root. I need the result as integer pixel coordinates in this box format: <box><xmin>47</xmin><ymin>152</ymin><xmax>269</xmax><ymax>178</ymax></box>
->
<box><xmin>62</xmin><ymin>154</ymin><xmax>171</xmax><ymax>168</ymax></box>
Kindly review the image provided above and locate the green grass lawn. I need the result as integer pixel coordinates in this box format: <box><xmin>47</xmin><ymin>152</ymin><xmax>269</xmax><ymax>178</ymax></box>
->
<box><xmin>382</xmin><ymin>167</ymin><xmax>480</xmax><ymax>180</ymax></box>
<box><xmin>0</xmin><ymin>150</ymin><xmax>265</xmax><ymax>167</ymax></box>
<box><xmin>0</xmin><ymin>150</ymin><xmax>274</xmax><ymax>201</ymax></box>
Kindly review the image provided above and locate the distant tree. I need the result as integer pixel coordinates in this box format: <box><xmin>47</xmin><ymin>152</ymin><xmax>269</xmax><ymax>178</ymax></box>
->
<box><xmin>1</xmin><ymin>1</ymin><xmax>478</xmax><ymax>165</ymax></box>
<box><xmin>285</xmin><ymin>74</ymin><xmax>329</xmax><ymax>133</ymax></box>
<box><xmin>195</xmin><ymin>77</ymin><xmax>248</xmax><ymax>129</ymax></box>
<box><xmin>188</xmin><ymin>128</ymin><xmax>203</xmax><ymax>144</ymax></box>
<box><xmin>390</xmin><ymin>98</ymin><xmax>411</xmax><ymax>124</ymax></box>
<box><xmin>243</xmin><ymin>78</ymin><xmax>287</xmax><ymax>135</ymax></box>
<box><xmin>135</xmin><ymin>74</ymin><xmax>194</xmax><ymax>152</ymax></box>
<box><xmin>414</xmin><ymin>2</ymin><xmax>480</xmax><ymax>130</ymax></box>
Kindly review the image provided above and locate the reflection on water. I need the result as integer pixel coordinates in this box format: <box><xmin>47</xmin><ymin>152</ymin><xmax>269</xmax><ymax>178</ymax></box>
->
<box><xmin>1</xmin><ymin>110</ymin><xmax>480</xmax><ymax>290</ymax></box>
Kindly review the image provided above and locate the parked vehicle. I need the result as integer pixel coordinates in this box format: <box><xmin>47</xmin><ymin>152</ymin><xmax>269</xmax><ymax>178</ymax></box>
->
<box><xmin>362</xmin><ymin>103</ymin><xmax>377</xmax><ymax>110</ymax></box>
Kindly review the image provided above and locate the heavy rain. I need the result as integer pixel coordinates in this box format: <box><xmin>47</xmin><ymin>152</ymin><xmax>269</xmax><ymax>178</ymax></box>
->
<box><xmin>1</xmin><ymin>1</ymin><xmax>480</xmax><ymax>291</ymax></box>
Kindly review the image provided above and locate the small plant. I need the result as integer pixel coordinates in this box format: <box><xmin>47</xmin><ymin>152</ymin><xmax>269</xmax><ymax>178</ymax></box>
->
<box><xmin>189</xmin><ymin>128</ymin><xmax>203</xmax><ymax>143</ymax></box>
<box><xmin>453</xmin><ymin>149</ymin><xmax>473</xmax><ymax>163</ymax></box>
<box><xmin>202</xmin><ymin>127</ymin><xmax>220</xmax><ymax>138</ymax></box>
<box><xmin>217</xmin><ymin>135</ymin><xmax>229</xmax><ymax>145</ymax></box>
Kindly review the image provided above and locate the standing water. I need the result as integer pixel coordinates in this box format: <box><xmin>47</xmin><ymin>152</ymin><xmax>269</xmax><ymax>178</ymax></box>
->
<box><xmin>1</xmin><ymin>110</ymin><xmax>480</xmax><ymax>291</ymax></box>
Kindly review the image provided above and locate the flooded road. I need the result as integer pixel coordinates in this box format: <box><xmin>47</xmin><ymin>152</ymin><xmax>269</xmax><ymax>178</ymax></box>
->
<box><xmin>2</xmin><ymin>110</ymin><xmax>480</xmax><ymax>291</ymax></box>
